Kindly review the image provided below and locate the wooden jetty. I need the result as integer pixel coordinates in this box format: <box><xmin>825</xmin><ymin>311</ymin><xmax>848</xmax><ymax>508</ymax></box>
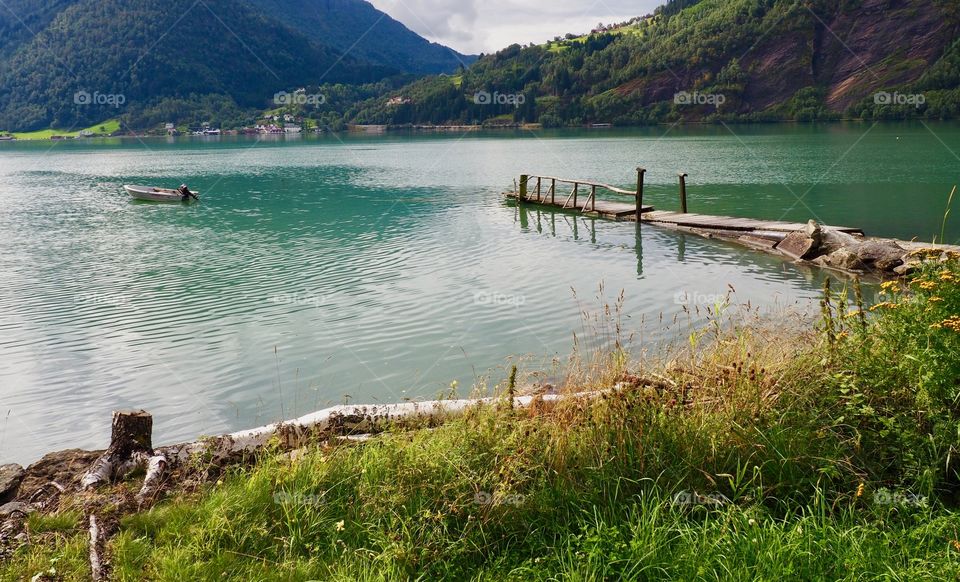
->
<box><xmin>505</xmin><ymin>170</ymin><xmax>865</xmax><ymax>238</ymax></box>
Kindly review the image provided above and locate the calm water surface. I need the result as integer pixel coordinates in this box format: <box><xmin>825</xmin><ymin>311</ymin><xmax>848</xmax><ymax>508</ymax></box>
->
<box><xmin>1</xmin><ymin>123</ymin><xmax>958</xmax><ymax>464</ymax></box>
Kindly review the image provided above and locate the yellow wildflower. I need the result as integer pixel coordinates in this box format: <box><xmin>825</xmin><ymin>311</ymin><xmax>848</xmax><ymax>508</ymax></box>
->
<box><xmin>856</xmin><ymin>483</ymin><xmax>865</xmax><ymax>498</ymax></box>
<box><xmin>869</xmin><ymin>302</ymin><xmax>896</xmax><ymax>312</ymax></box>
<box><xmin>917</xmin><ymin>280</ymin><xmax>937</xmax><ymax>291</ymax></box>
<box><xmin>940</xmin><ymin>272</ymin><xmax>957</xmax><ymax>283</ymax></box>
<box><xmin>932</xmin><ymin>316</ymin><xmax>960</xmax><ymax>332</ymax></box>
<box><xmin>845</xmin><ymin>309</ymin><xmax>863</xmax><ymax>319</ymax></box>
<box><xmin>908</xmin><ymin>248</ymin><xmax>941</xmax><ymax>259</ymax></box>
<box><xmin>335</xmin><ymin>520</ymin><xmax>345</xmax><ymax>532</ymax></box>
<box><xmin>880</xmin><ymin>281</ymin><xmax>899</xmax><ymax>292</ymax></box>
<box><xmin>929</xmin><ymin>297</ymin><xmax>944</xmax><ymax>303</ymax></box>
<box><xmin>953</xmin><ymin>540</ymin><xmax>960</xmax><ymax>552</ymax></box>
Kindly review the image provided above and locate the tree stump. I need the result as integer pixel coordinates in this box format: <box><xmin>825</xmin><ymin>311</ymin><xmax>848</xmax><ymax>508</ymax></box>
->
<box><xmin>81</xmin><ymin>410</ymin><xmax>154</xmax><ymax>490</ymax></box>
<box><xmin>108</xmin><ymin>410</ymin><xmax>153</xmax><ymax>458</ymax></box>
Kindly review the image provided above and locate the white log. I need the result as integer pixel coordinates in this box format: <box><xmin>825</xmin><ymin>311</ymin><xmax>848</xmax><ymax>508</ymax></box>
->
<box><xmin>88</xmin><ymin>513</ymin><xmax>107</xmax><ymax>581</ymax></box>
<box><xmin>155</xmin><ymin>392</ymin><xmax>599</xmax><ymax>467</ymax></box>
<box><xmin>136</xmin><ymin>454</ymin><xmax>167</xmax><ymax>503</ymax></box>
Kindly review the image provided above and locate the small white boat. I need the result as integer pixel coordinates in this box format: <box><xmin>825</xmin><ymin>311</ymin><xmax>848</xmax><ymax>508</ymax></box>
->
<box><xmin>124</xmin><ymin>185</ymin><xmax>200</xmax><ymax>203</ymax></box>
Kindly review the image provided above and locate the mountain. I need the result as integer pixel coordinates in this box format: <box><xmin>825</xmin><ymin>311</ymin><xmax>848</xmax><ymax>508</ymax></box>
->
<box><xmin>247</xmin><ymin>0</ymin><xmax>474</xmax><ymax>75</ymax></box>
<box><xmin>350</xmin><ymin>0</ymin><xmax>960</xmax><ymax>126</ymax></box>
<box><xmin>0</xmin><ymin>0</ymin><xmax>470</xmax><ymax>131</ymax></box>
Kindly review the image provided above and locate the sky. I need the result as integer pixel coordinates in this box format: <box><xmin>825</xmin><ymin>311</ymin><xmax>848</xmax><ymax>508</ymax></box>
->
<box><xmin>367</xmin><ymin>0</ymin><xmax>665</xmax><ymax>55</ymax></box>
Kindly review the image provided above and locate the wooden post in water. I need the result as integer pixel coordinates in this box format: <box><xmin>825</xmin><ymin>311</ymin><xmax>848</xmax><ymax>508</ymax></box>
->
<box><xmin>573</xmin><ymin>182</ymin><xmax>579</xmax><ymax>208</ymax></box>
<box><xmin>519</xmin><ymin>174</ymin><xmax>528</xmax><ymax>201</ymax></box>
<box><xmin>590</xmin><ymin>185</ymin><xmax>597</xmax><ymax>211</ymax></box>
<box><xmin>550</xmin><ymin>178</ymin><xmax>556</xmax><ymax>204</ymax></box>
<box><xmin>536</xmin><ymin>177</ymin><xmax>542</xmax><ymax>201</ymax></box>
<box><xmin>678</xmin><ymin>172</ymin><xmax>688</xmax><ymax>214</ymax></box>
<box><xmin>635</xmin><ymin>167</ymin><xmax>646</xmax><ymax>222</ymax></box>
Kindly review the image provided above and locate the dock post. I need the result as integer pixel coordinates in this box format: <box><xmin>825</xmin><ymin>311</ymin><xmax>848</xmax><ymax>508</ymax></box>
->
<box><xmin>591</xmin><ymin>185</ymin><xmax>596</xmax><ymax>211</ymax></box>
<box><xmin>635</xmin><ymin>167</ymin><xmax>646</xmax><ymax>222</ymax></box>
<box><xmin>536</xmin><ymin>177</ymin><xmax>542</xmax><ymax>201</ymax></box>
<box><xmin>678</xmin><ymin>172</ymin><xmax>688</xmax><ymax>214</ymax></box>
<box><xmin>573</xmin><ymin>182</ymin><xmax>578</xmax><ymax>208</ymax></box>
<box><xmin>550</xmin><ymin>178</ymin><xmax>556</xmax><ymax>204</ymax></box>
<box><xmin>519</xmin><ymin>174</ymin><xmax>528</xmax><ymax>201</ymax></box>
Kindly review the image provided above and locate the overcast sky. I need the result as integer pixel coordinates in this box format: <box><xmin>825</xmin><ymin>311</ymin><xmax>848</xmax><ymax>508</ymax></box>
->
<box><xmin>368</xmin><ymin>0</ymin><xmax>665</xmax><ymax>55</ymax></box>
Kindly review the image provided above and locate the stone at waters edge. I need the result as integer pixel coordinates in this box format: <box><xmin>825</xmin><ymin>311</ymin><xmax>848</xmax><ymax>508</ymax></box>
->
<box><xmin>0</xmin><ymin>464</ymin><xmax>24</xmax><ymax>504</ymax></box>
<box><xmin>806</xmin><ymin>219</ymin><xmax>824</xmax><ymax>248</ymax></box>
<box><xmin>776</xmin><ymin>230</ymin><xmax>820</xmax><ymax>261</ymax></box>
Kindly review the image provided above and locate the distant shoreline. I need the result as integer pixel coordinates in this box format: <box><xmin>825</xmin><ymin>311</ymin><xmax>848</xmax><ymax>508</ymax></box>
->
<box><xmin>1</xmin><ymin>118</ymin><xmax>953</xmax><ymax>142</ymax></box>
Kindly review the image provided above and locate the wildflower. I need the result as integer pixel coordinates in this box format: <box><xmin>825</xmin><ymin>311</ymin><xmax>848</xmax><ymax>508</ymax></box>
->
<box><xmin>917</xmin><ymin>280</ymin><xmax>937</xmax><ymax>291</ymax></box>
<box><xmin>856</xmin><ymin>483</ymin><xmax>865</xmax><ymax>498</ymax></box>
<box><xmin>869</xmin><ymin>302</ymin><xmax>897</xmax><ymax>312</ymax></box>
<box><xmin>940</xmin><ymin>272</ymin><xmax>957</xmax><ymax>283</ymax></box>
<box><xmin>929</xmin><ymin>297</ymin><xmax>944</xmax><ymax>303</ymax></box>
<box><xmin>934</xmin><ymin>316</ymin><xmax>960</xmax><ymax>332</ymax></box>
<box><xmin>880</xmin><ymin>281</ymin><xmax>899</xmax><ymax>292</ymax></box>
<box><xmin>953</xmin><ymin>540</ymin><xmax>960</xmax><ymax>552</ymax></box>
<box><xmin>844</xmin><ymin>309</ymin><xmax>863</xmax><ymax>319</ymax></box>
<box><xmin>908</xmin><ymin>247</ymin><xmax>940</xmax><ymax>258</ymax></box>
<box><xmin>748</xmin><ymin>518</ymin><xmax>757</xmax><ymax>526</ymax></box>
<box><xmin>335</xmin><ymin>520</ymin><xmax>345</xmax><ymax>532</ymax></box>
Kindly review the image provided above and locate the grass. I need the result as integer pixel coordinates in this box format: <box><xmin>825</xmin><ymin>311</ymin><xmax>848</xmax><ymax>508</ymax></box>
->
<box><xmin>3</xmin><ymin>258</ymin><xmax>960</xmax><ymax>580</ymax></box>
<box><xmin>1</xmin><ymin>119</ymin><xmax>122</xmax><ymax>140</ymax></box>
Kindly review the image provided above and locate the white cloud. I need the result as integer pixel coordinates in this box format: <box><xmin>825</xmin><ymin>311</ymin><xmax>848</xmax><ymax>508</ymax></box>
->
<box><xmin>369</xmin><ymin>0</ymin><xmax>664</xmax><ymax>54</ymax></box>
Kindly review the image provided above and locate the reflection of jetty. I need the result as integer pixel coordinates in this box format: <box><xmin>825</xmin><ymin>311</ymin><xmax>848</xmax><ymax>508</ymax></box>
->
<box><xmin>505</xmin><ymin>170</ymin><xmax>865</xmax><ymax>239</ymax></box>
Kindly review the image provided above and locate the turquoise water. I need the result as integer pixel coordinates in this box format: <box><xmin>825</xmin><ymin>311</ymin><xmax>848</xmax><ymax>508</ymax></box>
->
<box><xmin>1</xmin><ymin>123</ymin><xmax>957</xmax><ymax>464</ymax></box>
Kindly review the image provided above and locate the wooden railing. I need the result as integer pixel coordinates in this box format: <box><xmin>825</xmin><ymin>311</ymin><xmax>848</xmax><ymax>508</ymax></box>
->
<box><xmin>518</xmin><ymin>168</ymin><xmax>647</xmax><ymax>220</ymax></box>
<box><xmin>517</xmin><ymin>169</ymin><xmax>694</xmax><ymax>215</ymax></box>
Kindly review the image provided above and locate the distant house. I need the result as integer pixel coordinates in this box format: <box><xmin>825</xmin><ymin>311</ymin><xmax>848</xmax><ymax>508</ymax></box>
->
<box><xmin>387</xmin><ymin>96</ymin><xmax>411</xmax><ymax>106</ymax></box>
<box><xmin>284</xmin><ymin>125</ymin><xmax>302</xmax><ymax>134</ymax></box>
<box><xmin>256</xmin><ymin>124</ymin><xmax>283</xmax><ymax>134</ymax></box>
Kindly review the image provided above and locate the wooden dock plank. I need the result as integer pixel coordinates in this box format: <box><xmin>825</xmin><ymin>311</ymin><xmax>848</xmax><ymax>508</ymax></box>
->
<box><xmin>642</xmin><ymin>211</ymin><xmax>863</xmax><ymax>235</ymax></box>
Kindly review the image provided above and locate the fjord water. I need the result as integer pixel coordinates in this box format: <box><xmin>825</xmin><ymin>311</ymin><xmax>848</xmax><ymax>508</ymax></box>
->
<box><xmin>1</xmin><ymin>123</ymin><xmax>958</xmax><ymax>464</ymax></box>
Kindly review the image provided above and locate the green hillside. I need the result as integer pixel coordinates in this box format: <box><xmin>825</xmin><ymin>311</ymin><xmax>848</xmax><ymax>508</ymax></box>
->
<box><xmin>349</xmin><ymin>0</ymin><xmax>960</xmax><ymax>127</ymax></box>
<box><xmin>0</xmin><ymin>0</ymin><xmax>469</xmax><ymax>132</ymax></box>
